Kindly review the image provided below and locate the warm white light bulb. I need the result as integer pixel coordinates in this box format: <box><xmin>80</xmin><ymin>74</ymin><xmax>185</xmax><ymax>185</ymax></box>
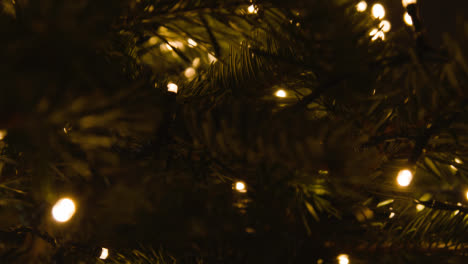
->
<box><xmin>187</xmin><ymin>38</ymin><xmax>198</xmax><ymax>47</ymax></box>
<box><xmin>416</xmin><ymin>204</ymin><xmax>425</xmax><ymax>211</ymax></box>
<box><xmin>454</xmin><ymin>158</ymin><xmax>463</xmax><ymax>164</ymax></box>
<box><xmin>356</xmin><ymin>1</ymin><xmax>367</xmax><ymax>12</ymax></box>
<box><xmin>148</xmin><ymin>36</ymin><xmax>158</xmax><ymax>45</ymax></box>
<box><xmin>99</xmin><ymin>248</ymin><xmax>109</xmax><ymax>259</ymax></box>
<box><xmin>371</xmin><ymin>3</ymin><xmax>385</xmax><ymax>19</ymax></box>
<box><xmin>247</xmin><ymin>4</ymin><xmax>258</xmax><ymax>14</ymax></box>
<box><xmin>337</xmin><ymin>254</ymin><xmax>350</xmax><ymax>264</ymax></box>
<box><xmin>397</xmin><ymin>169</ymin><xmax>413</xmax><ymax>187</ymax></box>
<box><xmin>402</xmin><ymin>0</ymin><xmax>417</xmax><ymax>8</ymax></box>
<box><xmin>52</xmin><ymin>198</ymin><xmax>76</xmax><ymax>222</ymax></box>
<box><xmin>275</xmin><ymin>89</ymin><xmax>287</xmax><ymax>98</ymax></box>
<box><xmin>235</xmin><ymin>181</ymin><xmax>246</xmax><ymax>193</ymax></box>
<box><xmin>379</xmin><ymin>20</ymin><xmax>391</xmax><ymax>32</ymax></box>
<box><xmin>389</xmin><ymin>212</ymin><xmax>395</xmax><ymax>218</ymax></box>
<box><xmin>184</xmin><ymin>67</ymin><xmax>196</xmax><ymax>79</ymax></box>
<box><xmin>404</xmin><ymin>12</ymin><xmax>413</xmax><ymax>26</ymax></box>
<box><xmin>369</xmin><ymin>28</ymin><xmax>385</xmax><ymax>41</ymax></box>
<box><xmin>466</xmin><ymin>190</ymin><xmax>468</xmax><ymax>201</ymax></box>
<box><xmin>208</xmin><ymin>53</ymin><xmax>217</xmax><ymax>63</ymax></box>
<box><xmin>0</xmin><ymin>129</ymin><xmax>7</xmax><ymax>140</ymax></box>
<box><xmin>167</xmin><ymin>82</ymin><xmax>178</xmax><ymax>93</ymax></box>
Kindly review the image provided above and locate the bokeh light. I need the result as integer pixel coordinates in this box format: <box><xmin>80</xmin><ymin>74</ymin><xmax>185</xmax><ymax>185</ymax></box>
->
<box><xmin>0</xmin><ymin>129</ymin><xmax>7</xmax><ymax>140</ymax></box>
<box><xmin>397</xmin><ymin>169</ymin><xmax>413</xmax><ymax>187</ymax></box>
<box><xmin>99</xmin><ymin>248</ymin><xmax>109</xmax><ymax>259</ymax></box>
<box><xmin>52</xmin><ymin>198</ymin><xmax>76</xmax><ymax>223</ymax></box>
<box><xmin>275</xmin><ymin>89</ymin><xmax>287</xmax><ymax>98</ymax></box>
<box><xmin>337</xmin><ymin>254</ymin><xmax>350</xmax><ymax>264</ymax></box>
<box><xmin>247</xmin><ymin>4</ymin><xmax>258</xmax><ymax>14</ymax></box>
<box><xmin>402</xmin><ymin>0</ymin><xmax>417</xmax><ymax>8</ymax></box>
<box><xmin>235</xmin><ymin>181</ymin><xmax>247</xmax><ymax>193</ymax></box>
<box><xmin>379</xmin><ymin>20</ymin><xmax>391</xmax><ymax>32</ymax></box>
<box><xmin>184</xmin><ymin>67</ymin><xmax>196</xmax><ymax>79</ymax></box>
<box><xmin>454</xmin><ymin>158</ymin><xmax>463</xmax><ymax>164</ymax></box>
<box><xmin>356</xmin><ymin>1</ymin><xmax>367</xmax><ymax>12</ymax></box>
<box><xmin>416</xmin><ymin>204</ymin><xmax>425</xmax><ymax>211</ymax></box>
<box><xmin>404</xmin><ymin>12</ymin><xmax>413</xmax><ymax>26</ymax></box>
<box><xmin>167</xmin><ymin>82</ymin><xmax>178</xmax><ymax>93</ymax></box>
<box><xmin>371</xmin><ymin>3</ymin><xmax>385</xmax><ymax>19</ymax></box>
<box><xmin>187</xmin><ymin>38</ymin><xmax>198</xmax><ymax>47</ymax></box>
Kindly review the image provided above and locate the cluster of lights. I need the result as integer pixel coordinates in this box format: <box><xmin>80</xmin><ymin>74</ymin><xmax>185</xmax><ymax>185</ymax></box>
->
<box><xmin>247</xmin><ymin>4</ymin><xmax>258</xmax><ymax>14</ymax></box>
<box><xmin>337</xmin><ymin>254</ymin><xmax>350</xmax><ymax>264</ymax></box>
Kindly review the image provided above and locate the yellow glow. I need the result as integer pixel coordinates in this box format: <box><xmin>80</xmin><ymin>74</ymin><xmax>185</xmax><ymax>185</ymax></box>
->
<box><xmin>167</xmin><ymin>82</ymin><xmax>178</xmax><ymax>93</ymax></box>
<box><xmin>379</xmin><ymin>20</ymin><xmax>391</xmax><ymax>32</ymax></box>
<box><xmin>416</xmin><ymin>204</ymin><xmax>425</xmax><ymax>211</ymax></box>
<box><xmin>187</xmin><ymin>38</ymin><xmax>198</xmax><ymax>47</ymax></box>
<box><xmin>404</xmin><ymin>12</ymin><xmax>413</xmax><ymax>26</ymax></box>
<box><xmin>208</xmin><ymin>53</ymin><xmax>217</xmax><ymax>63</ymax></box>
<box><xmin>371</xmin><ymin>3</ymin><xmax>385</xmax><ymax>19</ymax></box>
<box><xmin>247</xmin><ymin>4</ymin><xmax>258</xmax><ymax>14</ymax></box>
<box><xmin>99</xmin><ymin>248</ymin><xmax>109</xmax><ymax>259</ymax></box>
<box><xmin>453</xmin><ymin>210</ymin><xmax>460</xmax><ymax>216</ymax></box>
<box><xmin>450</xmin><ymin>165</ymin><xmax>458</xmax><ymax>172</ymax></box>
<box><xmin>235</xmin><ymin>181</ymin><xmax>247</xmax><ymax>193</ymax></box>
<box><xmin>402</xmin><ymin>0</ymin><xmax>417</xmax><ymax>8</ymax></box>
<box><xmin>466</xmin><ymin>190</ymin><xmax>468</xmax><ymax>201</ymax></box>
<box><xmin>337</xmin><ymin>254</ymin><xmax>350</xmax><ymax>264</ymax></box>
<box><xmin>275</xmin><ymin>89</ymin><xmax>287</xmax><ymax>98</ymax></box>
<box><xmin>52</xmin><ymin>198</ymin><xmax>76</xmax><ymax>223</ymax></box>
<box><xmin>389</xmin><ymin>212</ymin><xmax>395</xmax><ymax>218</ymax></box>
<box><xmin>184</xmin><ymin>67</ymin><xmax>196</xmax><ymax>79</ymax></box>
<box><xmin>0</xmin><ymin>129</ymin><xmax>6</xmax><ymax>140</ymax></box>
<box><xmin>454</xmin><ymin>158</ymin><xmax>463</xmax><ymax>164</ymax></box>
<box><xmin>356</xmin><ymin>1</ymin><xmax>367</xmax><ymax>12</ymax></box>
<box><xmin>148</xmin><ymin>36</ymin><xmax>158</xmax><ymax>45</ymax></box>
<box><xmin>397</xmin><ymin>169</ymin><xmax>413</xmax><ymax>187</ymax></box>
<box><xmin>192</xmin><ymin>57</ymin><xmax>201</xmax><ymax>68</ymax></box>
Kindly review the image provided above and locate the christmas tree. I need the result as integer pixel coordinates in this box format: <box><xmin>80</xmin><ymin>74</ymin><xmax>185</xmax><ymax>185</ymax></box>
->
<box><xmin>0</xmin><ymin>0</ymin><xmax>467</xmax><ymax>263</ymax></box>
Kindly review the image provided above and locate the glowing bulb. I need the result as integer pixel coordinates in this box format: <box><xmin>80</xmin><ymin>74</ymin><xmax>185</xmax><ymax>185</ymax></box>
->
<box><xmin>99</xmin><ymin>248</ymin><xmax>109</xmax><ymax>259</ymax></box>
<box><xmin>371</xmin><ymin>3</ymin><xmax>385</xmax><ymax>19</ymax></box>
<box><xmin>235</xmin><ymin>181</ymin><xmax>247</xmax><ymax>193</ymax></box>
<box><xmin>389</xmin><ymin>212</ymin><xmax>395</xmax><ymax>218</ymax></box>
<box><xmin>167</xmin><ymin>82</ymin><xmax>178</xmax><ymax>93</ymax></box>
<box><xmin>275</xmin><ymin>89</ymin><xmax>287</xmax><ymax>98</ymax></box>
<box><xmin>337</xmin><ymin>254</ymin><xmax>350</xmax><ymax>264</ymax></box>
<box><xmin>416</xmin><ymin>204</ymin><xmax>425</xmax><ymax>211</ymax></box>
<box><xmin>148</xmin><ymin>36</ymin><xmax>158</xmax><ymax>45</ymax></box>
<box><xmin>402</xmin><ymin>0</ymin><xmax>417</xmax><ymax>8</ymax></box>
<box><xmin>454</xmin><ymin>158</ymin><xmax>463</xmax><ymax>164</ymax></box>
<box><xmin>404</xmin><ymin>12</ymin><xmax>413</xmax><ymax>26</ymax></box>
<box><xmin>397</xmin><ymin>169</ymin><xmax>413</xmax><ymax>187</ymax></box>
<box><xmin>187</xmin><ymin>38</ymin><xmax>198</xmax><ymax>47</ymax></box>
<box><xmin>0</xmin><ymin>129</ymin><xmax>7</xmax><ymax>140</ymax></box>
<box><xmin>450</xmin><ymin>165</ymin><xmax>458</xmax><ymax>172</ymax></box>
<box><xmin>52</xmin><ymin>198</ymin><xmax>76</xmax><ymax>223</ymax></box>
<box><xmin>356</xmin><ymin>1</ymin><xmax>367</xmax><ymax>12</ymax></box>
<box><xmin>466</xmin><ymin>190</ymin><xmax>468</xmax><ymax>201</ymax></box>
<box><xmin>184</xmin><ymin>67</ymin><xmax>196</xmax><ymax>79</ymax></box>
<box><xmin>247</xmin><ymin>4</ymin><xmax>258</xmax><ymax>14</ymax></box>
<box><xmin>369</xmin><ymin>28</ymin><xmax>385</xmax><ymax>41</ymax></box>
<box><xmin>379</xmin><ymin>20</ymin><xmax>391</xmax><ymax>32</ymax></box>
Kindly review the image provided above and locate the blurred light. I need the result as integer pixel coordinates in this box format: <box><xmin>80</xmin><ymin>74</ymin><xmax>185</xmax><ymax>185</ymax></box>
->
<box><xmin>187</xmin><ymin>38</ymin><xmax>198</xmax><ymax>47</ymax></box>
<box><xmin>99</xmin><ymin>248</ymin><xmax>109</xmax><ymax>259</ymax></box>
<box><xmin>167</xmin><ymin>82</ymin><xmax>178</xmax><ymax>93</ymax></box>
<box><xmin>454</xmin><ymin>158</ymin><xmax>463</xmax><ymax>164</ymax></box>
<box><xmin>397</xmin><ymin>169</ymin><xmax>413</xmax><ymax>187</ymax></box>
<box><xmin>275</xmin><ymin>89</ymin><xmax>287</xmax><ymax>98</ymax></box>
<box><xmin>356</xmin><ymin>1</ymin><xmax>367</xmax><ymax>12</ymax></box>
<box><xmin>235</xmin><ymin>181</ymin><xmax>247</xmax><ymax>193</ymax></box>
<box><xmin>404</xmin><ymin>12</ymin><xmax>413</xmax><ymax>26</ymax></box>
<box><xmin>337</xmin><ymin>254</ymin><xmax>350</xmax><ymax>264</ymax></box>
<box><xmin>192</xmin><ymin>57</ymin><xmax>201</xmax><ymax>68</ymax></box>
<box><xmin>450</xmin><ymin>165</ymin><xmax>458</xmax><ymax>172</ymax></box>
<box><xmin>52</xmin><ymin>198</ymin><xmax>76</xmax><ymax>223</ymax></box>
<box><xmin>317</xmin><ymin>259</ymin><xmax>324</xmax><ymax>264</ymax></box>
<box><xmin>247</xmin><ymin>4</ymin><xmax>258</xmax><ymax>14</ymax></box>
<box><xmin>402</xmin><ymin>0</ymin><xmax>417</xmax><ymax>8</ymax></box>
<box><xmin>162</xmin><ymin>41</ymin><xmax>184</xmax><ymax>51</ymax></box>
<box><xmin>148</xmin><ymin>36</ymin><xmax>158</xmax><ymax>45</ymax></box>
<box><xmin>379</xmin><ymin>20</ymin><xmax>391</xmax><ymax>32</ymax></box>
<box><xmin>184</xmin><ymin>67</ymin><xmax>196</xmax><ymax>79</ymax></box>
<box><xmin>295</xmin><ymin>22</ymin><xmax>300</xmax><ymax>27</ymax></box>
<box><xmin>416</xmin><ymin>204</ymin><xmax>425</xmax><ymax>211</ymax></box>
<box><xmin>369</xmin><ymin>28</ymin><xmax>385</xmax><ymax>41</ymax></box>
<box><xmin>371</xmin><ymin>3</ymin><xmax>385</xmax><ymax>19</ymax></box>
<box><xmin>208</xmin><ymin>53</ymin><xmax>217</xmax><ymax>63</ymax></box>
<box><xmin>389</xmin><ymin>212</ymin><xmax>395</xmax><ymax>218</ymax></box>
<box><xmin>63</xmin><ymin>127</ymin><xmax>68</xmax><ymax>134</ymax></box>
<box><xmin>453</xmin><ymin>210</ymin><xmax>460</xmax><ymax>216</ymax></box>
<box><xmin>147</xmin><ymin>5</ymin><xmax>154</xmax><ymax>12</ymax></box>
<box><xmin>0</xmin><ymin>129</ymin><xmax>7</xmax><ymax>140</ymax></box>
<box><xmin>466</xmin><ymin>190</ymin><xmax>468</xmax><ymax>201</ymax></box>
